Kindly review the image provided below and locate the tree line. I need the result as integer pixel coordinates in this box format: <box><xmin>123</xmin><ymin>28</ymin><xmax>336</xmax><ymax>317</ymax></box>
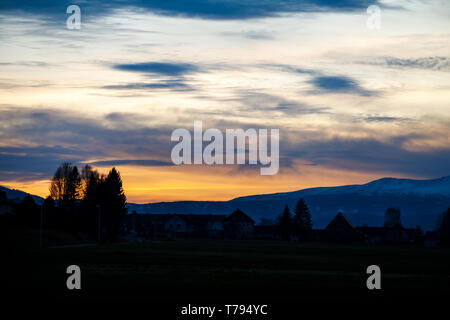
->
<box><xmin>277</xmin><ymin>198</ymin><xmax>313</xmax><ymax>241</ymax></box>
<box><xmin>5</xmin><ymin>163</ymin><xmax>127</xmax><ymax>242</ymax></box>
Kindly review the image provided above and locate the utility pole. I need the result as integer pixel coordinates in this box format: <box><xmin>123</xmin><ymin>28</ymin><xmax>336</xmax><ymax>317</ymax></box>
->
<box><xmin>40</xmin><ymin>204</ymin><xmax>44</xmax><ymax>248</ymax></box>
<box><xmin>97</xmin><ymin>205</ymin><xmax>101</xmax><ymax>244</ymax></box>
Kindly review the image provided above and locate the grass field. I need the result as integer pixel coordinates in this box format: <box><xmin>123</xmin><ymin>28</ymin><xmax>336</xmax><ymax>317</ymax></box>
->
<box><xmin>6</xmin><ymin>227</ymin><xmax>450</xmax><ymax>304</ymax></box>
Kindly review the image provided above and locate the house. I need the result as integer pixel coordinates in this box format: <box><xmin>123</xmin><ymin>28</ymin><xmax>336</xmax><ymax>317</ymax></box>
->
<box><xmin>356</xmin><ymin>209</ymin><xmax>423</xmax><ymax>245</ymax></box>
<box><xmin>121</xmin><ymin>209</ymin><xmax>253</xmax><ymax>240</ymax></box>
<box><xmin>324</xmin><ymin>212</ymin><xmax>364</xmax><ymax>243</ymax></box>
<box><xmin>183</xmin><ymin>214</ymin><xmax>226</xmax><ymax>238</ymax></box>
<box><xmin>223</xmin><ymin>209</ymin><xmax>255</xmax><ymax>239</ymax></box>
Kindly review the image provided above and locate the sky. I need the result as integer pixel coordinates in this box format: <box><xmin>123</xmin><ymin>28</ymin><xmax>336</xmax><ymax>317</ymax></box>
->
<box><xmin>0</xmin><ymin>0</ymin><xmax>449</xmax><ymax>203</ymax></box>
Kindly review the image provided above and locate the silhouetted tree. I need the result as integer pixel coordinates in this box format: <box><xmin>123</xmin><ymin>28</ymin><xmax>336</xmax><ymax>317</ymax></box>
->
<box><xmin>81</xmin><ymin>165</ymin><xmax>104</xmax><ymax>199</ymax></box>
<box><xmin>45</xmin><ymin>163</ymin><xmax>127</xmax><ymax>242</ymax></box>
<box><xmin>278</xmin><ymin>205</ymin><xmax>292</xmax><ymax>240</ymax></box>
<box><xmin>79</xmin><ymin>165</ymin><xmax>106</xmax><ymax>236</ymax></box>
<box><xmin>0</xmin><ymin>190</ymin><xmax>6</xmax><ymax>201</ymax></box>
<box><xmin>49</xmin><ymin>163</ymin><xmax>81</xmax><ymax>208</ymax></box>
<box><xmin>42</xmin><ymin>195</ymin><xmax>58</xmax><ymax>228</ymax></box>
<box><xmin>43</xmin><ymin>195</ymin><xmax>55</xmax><ymax>211</ymax></box>
<box><xmin>15</xmin><ymin>196</ymin><xmax>39</xmax><ymax>227</ymax></box>
<box><xmin>102</xmin><ymin>168</ymin><xmax>127</xmax><ymax>241</ymax></box>
<box><xmin>294</xmin><ymin>198</ymin><xmax>312</xmax><ymax>240</ymax></box>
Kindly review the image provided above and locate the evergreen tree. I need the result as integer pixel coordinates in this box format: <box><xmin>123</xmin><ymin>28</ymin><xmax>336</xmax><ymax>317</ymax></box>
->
<box><xmin>278</xmin><ymin>205</ymin><xmax>292</xmax><ymax>240</ymax></box>
<box><xmin>80</xmin><ymin>165</ymin><xmax>105</xmax><ymax>237</ymax></box>
<box><xmin>294</xmin><ymin>198</ymin><xmax>312</xmax><ymax>240</ymax></box>
<box><xmin>102</xmin><ymin>168</ymin><xmax>127</xmax><ymax>241</ymax></box>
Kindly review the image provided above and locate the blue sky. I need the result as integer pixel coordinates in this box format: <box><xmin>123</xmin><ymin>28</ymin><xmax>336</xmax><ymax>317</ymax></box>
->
<box><xmin>0</xmin><ymin>0</ymin><xmax>449</xmax><ymax>202</ymax></box>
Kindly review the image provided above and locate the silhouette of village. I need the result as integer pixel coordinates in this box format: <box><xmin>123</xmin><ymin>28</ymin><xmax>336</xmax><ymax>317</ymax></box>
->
<box><xmin>122</xmin><ymin>206</ymin><xmax>447</xmax><ymax>247</ymax></box>
<box><xmin>2</xmin><ymin>163</ymin><xmax>450</xmax><ymax>247</ymax></box>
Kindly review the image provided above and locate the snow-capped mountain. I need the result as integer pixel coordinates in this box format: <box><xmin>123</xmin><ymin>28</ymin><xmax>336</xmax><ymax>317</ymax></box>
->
<box><xmin>127</xmin><ymin>176</ymin><xmax>450</xmax><ymax>230</ymax></box>
<box><xmin>231</xmin><ymin>176</ymin><xmax>450</xmax><ymax>201</ymax></box>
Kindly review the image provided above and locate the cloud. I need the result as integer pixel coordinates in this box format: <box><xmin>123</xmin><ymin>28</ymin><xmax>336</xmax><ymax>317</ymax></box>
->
<box><xmin>113</xmin><ymin>62</ymin><xmax>199</xmax><ymax>76</ymax></box>
<box><xmin>261</xmin><ymin>64</ymin><xmax>377</xmax><ymax>96</ymax></box>
<box><xmin>219</xmin><ymin>30</ymin><xmax>275</xmax><ymax>40</ymax></box>
<box><xmin>366</xmin><ymin>56</ymin><xmax>450</xmax><ymax>72</ymax></box>
<box><xmin>231</xmin><ymin>91</ymin><xmax>330</xmax><ymax>116</ymax></box>
<box><xmin>1</xmin><ymin>105</ymin><xmax>449</xmax><ymax>183</ymax></box>
<box><xmin>87</xmin><ymin>159</ymin><xmax>173</xmax><ymax>167</ymax></box>
<box><xmin>0</xmin><ymin>61</ymin><xmax>53</xmax><ymax>67</ymax></box>
<box><xmin>102</xmin><ymin>80</ymin><xmax>193</xmax><ymax>91</ymax></box>
<box><xmin>284</xmin><ymin>134</ymin><xmax>450</xmax><ymax>177</ymax></box>
<box><xmin>0</xmin><ymin>0</ymin><xmax>385</xmax><ymax>21</ymax></box>
<box><xmin>0</xmin><ymin>107</ymin><xmax>173</xmax><ymax>181</ymax></box>
<box><xmin>308</xmin><ymin>75</ymin><xmax>375</xmax><ymax>96</ymax></box>
<box><xmin>364</xmin><ymin>115</ymin><xmax>410</xmax><ymax>123</ymax></box>
<box><xmin>107</xmin><ymin>62</ymin><xmax>199</xmax><ymax>91</ymax></box>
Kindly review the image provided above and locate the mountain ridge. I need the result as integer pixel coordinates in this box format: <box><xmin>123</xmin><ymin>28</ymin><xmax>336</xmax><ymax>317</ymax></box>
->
<box><xmin>126</xmin><ymin>176</ymin><xmax>450</xmax><ymax>230</ymax></box>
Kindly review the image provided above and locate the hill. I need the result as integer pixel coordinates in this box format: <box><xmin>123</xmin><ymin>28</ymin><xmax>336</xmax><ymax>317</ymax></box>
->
<box><xmin>127</xmin><ymin>176</ymin><xmax>450</xmax><ymax>230</ymax></box>
<box><xmin>0</xmin><ymin>185</ymin><xmax>44</xmax><ymax>205</ymax></box>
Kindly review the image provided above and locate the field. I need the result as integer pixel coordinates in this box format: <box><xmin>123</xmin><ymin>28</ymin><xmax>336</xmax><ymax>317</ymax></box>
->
<box><xmin>6</xmin><ymin>226</ymin><xmax>450</xmax><ymax>307</ymax></box>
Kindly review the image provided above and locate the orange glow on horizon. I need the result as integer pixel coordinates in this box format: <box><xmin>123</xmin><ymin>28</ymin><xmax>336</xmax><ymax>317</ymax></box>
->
<box><xmin>0</xmin><ymin>164</ymin><xmax>422</xmax><ymax>204</ymax></box>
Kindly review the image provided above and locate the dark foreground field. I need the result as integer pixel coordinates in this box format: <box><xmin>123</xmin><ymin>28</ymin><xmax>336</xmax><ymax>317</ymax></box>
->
<box><xmin>6</xmin><ymin>230</ymin><xmax>450</xmax><ymax>307</ymax></box>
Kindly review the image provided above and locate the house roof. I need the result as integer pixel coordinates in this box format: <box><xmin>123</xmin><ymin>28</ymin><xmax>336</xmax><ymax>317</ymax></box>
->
<box><xmin>225</xmin><ymin>209</ymin><xmax>255</xmax><ymax>223</ymax></box>
<box><xmin>325</xmin><ymin>212</ymin><xmax>355</xmax><ymax>230</ymax></box>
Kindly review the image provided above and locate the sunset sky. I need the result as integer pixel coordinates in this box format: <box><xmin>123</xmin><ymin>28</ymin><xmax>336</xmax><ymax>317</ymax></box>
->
<box><xmin>0</xmin><ymin>0</ymin><xmax>449</xmax><ymax>203</ymax></box>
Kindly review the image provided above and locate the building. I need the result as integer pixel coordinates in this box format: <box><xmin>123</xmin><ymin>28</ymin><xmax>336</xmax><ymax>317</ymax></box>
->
<box><xmin>323</xmin><ymin>212</ymin><xmax>364</xmax><ymax>243</ymax></box>
<box><xmin>356</xmin><ymin>209</ymin><xmax>423</xmax><ymax>245</ymax></box>
<box><xmin>223</xmin><ymin>209</ymin><xmax>255</xmax><ymax>239</ymax></box>
<box><xmin>121</xmin><ymin>209</ymin><xmax>253</xmax><ymax>240</ymax></box>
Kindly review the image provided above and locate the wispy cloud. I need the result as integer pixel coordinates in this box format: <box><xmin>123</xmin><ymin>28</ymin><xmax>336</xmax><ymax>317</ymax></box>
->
<box><xmin>219</xmin><ymin>30</ymin><xmax>275</xmax><ymax>40</ymax></box>
<box><xmin>0</xmin><ymin>107</ymin><xmax>173</xmax><ymax>180</ymax></box>
<box><xmin>363</xmin><ymin>115</ymin><xmax>411</xmax><ymax>123</ymax></box>
<box><xmin>363</xmin><ymin>56</ymin><xmax>450</xmax><ymax>72</ymax></box>
<box><xmin>88</xmin><ymin>159</ymin><xmax>173</xmax><ymax>167</ymax></box>
<box><xmin>106</xmin><ymin>61</ymin><xmax>201</xmax><ymax>91</ymax></box>
<box><xmin>102</xmin><ymin>80</ymin><xmax>193</xmax><ymax>91</ymax></box>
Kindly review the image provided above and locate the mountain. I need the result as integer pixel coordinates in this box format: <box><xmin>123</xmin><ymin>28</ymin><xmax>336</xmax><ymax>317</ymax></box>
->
<box><xmin>127</xmin><ymin>176</ymin><xmax>450</xmax><ymax>230</ymax></box>
<box><xmin>0</xmin><ymin>185</ymin><xmax>44</xmax><ymax>205</ymax></box>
